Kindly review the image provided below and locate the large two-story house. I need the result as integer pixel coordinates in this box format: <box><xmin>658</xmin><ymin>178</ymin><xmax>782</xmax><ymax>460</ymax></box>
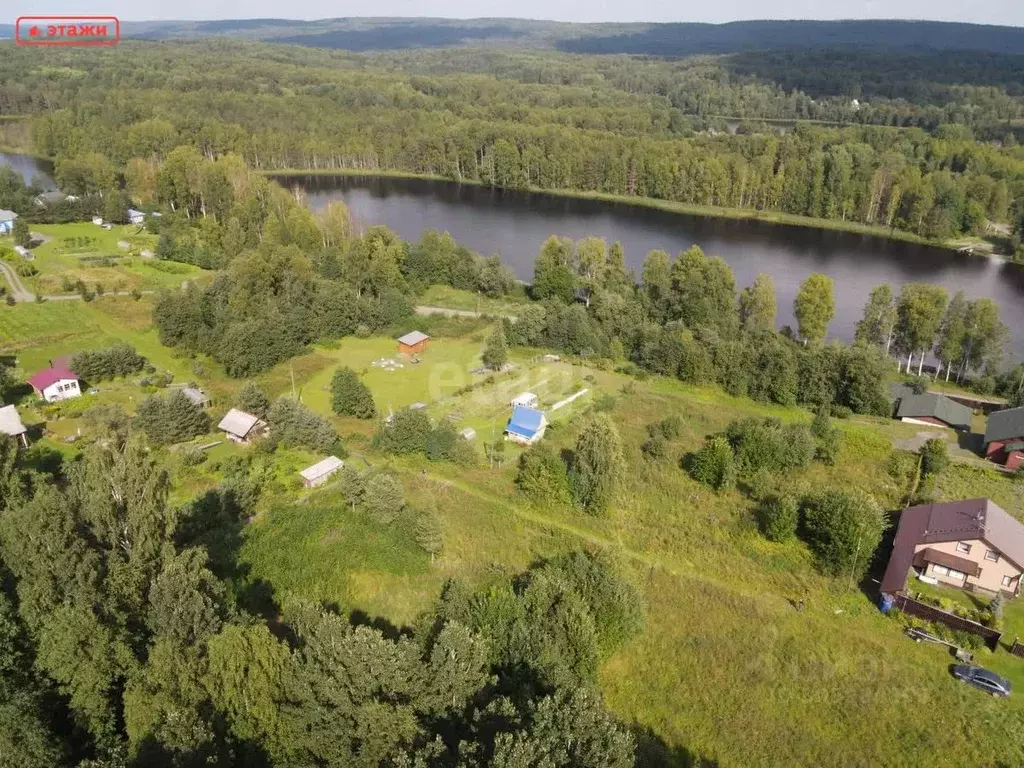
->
<box><xmin>880</xmin><ymin>498</ymin><xmax>1024</xmax><ymax>598</ymax></box>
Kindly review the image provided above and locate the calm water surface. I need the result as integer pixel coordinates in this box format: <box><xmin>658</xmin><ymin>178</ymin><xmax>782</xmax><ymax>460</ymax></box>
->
<box><xmin>286</xmin><ymin>175</ymin><xmax>1024</xmax><ymax>358</ymax></box>
<box><xmin>5</xmin><ymin>152</ymin><xmax>1020</xmax><ymax>356</ymax></box>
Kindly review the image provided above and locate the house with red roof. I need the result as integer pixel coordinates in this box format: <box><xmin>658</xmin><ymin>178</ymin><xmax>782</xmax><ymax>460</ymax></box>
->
<box><xmin>28</xmin><ymin>365</ymin><xmax>81</xmax><ymax>403</ymax></box>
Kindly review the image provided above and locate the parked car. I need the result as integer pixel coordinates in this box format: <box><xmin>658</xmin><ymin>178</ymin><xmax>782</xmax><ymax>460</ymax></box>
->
<box><xmin>951</xmin><ymin>665</ymin><xmax>1012</xmax><ymax>697</ymax></box>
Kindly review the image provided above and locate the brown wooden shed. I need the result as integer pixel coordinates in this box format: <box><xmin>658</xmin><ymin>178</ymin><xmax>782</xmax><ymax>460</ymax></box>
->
<box><xmin>397</xmin><ymin>330</ymin><xmax>430</xmax><ymax>356</ymax></box>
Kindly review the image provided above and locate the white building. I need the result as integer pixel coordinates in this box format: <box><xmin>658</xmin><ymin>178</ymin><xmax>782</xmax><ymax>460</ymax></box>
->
<box><xmin>28</xmin><ymin>367</ymin><xmax>81</xmax><ymax>403</ymax></box>
<box><xmin>299</xmin><ymin>456</ymin><xmax>344</xmax><ymax>488</ymax></box>
<box><xmin>511</xmin><ymin>392</ymin><xmax>539</xmax><ymax>409</ymax></box>
<box><xmin>0</xmin><ymin>405</ymin><xmax>28</xmax><ymax>447</ymax></box>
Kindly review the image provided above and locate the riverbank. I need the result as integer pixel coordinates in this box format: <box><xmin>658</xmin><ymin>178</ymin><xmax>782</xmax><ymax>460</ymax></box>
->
<box><xmin>265</xmin><ymin>167</ymin><xmax>1008</xmax><ymax>257</ymax></box>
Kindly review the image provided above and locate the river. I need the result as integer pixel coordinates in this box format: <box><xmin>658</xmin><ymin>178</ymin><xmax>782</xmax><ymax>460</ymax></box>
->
<box><xmin>287</xmin><ymin>174</ymin><xmax>1024</xmax><ymax>358</ymax></box>
<box><xmin>3</xmin><ymin>152</ymin><xmax>1022</xmax><ymax>357</ymax></box>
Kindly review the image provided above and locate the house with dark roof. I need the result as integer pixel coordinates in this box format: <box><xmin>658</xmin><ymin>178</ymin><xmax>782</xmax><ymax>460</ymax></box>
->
<box><xmin>880</xmin><ymin>499</ymin><xmax>1024</xmax><ymax>598</ymax></box>
<box><xmin>504</xmin><ymin>405</ymin><xmax>547</xmax><ymax>445</ymax></box>
<box><xmin>895</xmin><ymin>393</ymin><xmax>973</xmax><ymax>431</ymax></box>
<box><xmin>984</xmin><ymin>406</ymin><xmax>1024</xmax><ymax>469</ymax></box>
<box><xmin>27</xmin><ymin>366</ymin><xmax>80</xmax><ymax>403</ymax></box>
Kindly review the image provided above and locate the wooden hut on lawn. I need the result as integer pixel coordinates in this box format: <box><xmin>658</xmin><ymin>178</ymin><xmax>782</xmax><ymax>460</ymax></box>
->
<box><xmin>217</xmin><ymin>408</ymin><xmax>266</xmax><ymax>444</ymax></box>
<box><xmin>299</xmin><ymin>456</ymin><xmax>344</xmax><ymax>488</ymax></box>
<box><xmin>0</xmin><ymin>406</ymin><xmax>28</xmax><ymax>448</ymax></box>
<box><xmin>397</xmin><ymin>331</ymin><xmax>430</xmax><ymax>357</ymax></box>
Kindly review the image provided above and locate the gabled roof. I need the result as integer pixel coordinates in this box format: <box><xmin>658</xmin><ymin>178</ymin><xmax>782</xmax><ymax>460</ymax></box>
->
<box><xmin>889</xmin><ymin>383</ymin><xmax>916</xmax><ymax>402</ymax></box>
<box><xmin>27</xmin><ymin>367</ymin><xmax>78</xmax><ymax>391</ymax></box>
<box><xmin>0</xmin><ymin>209</ymin><xmax>17</xmax><ymax>222</ymax></box>
<box><xmin>181</xmin><ymin>387</ymin><xmax>209</xmax><ymax>406</ymax></box>
<box><xmin>397</xmin><ymin>330</ymin><xmax>429</xmax><ymax>346</ymax></box>
<box><xmin>217</xmin><ymin>408</ymin><xmax>261</xmax><ymax>438</ymax></box>
<box><xmin>881</xmin><ymin>498</ymin><xmax>1024</xmax><ymax>593</ymax></box>
<box><xmin>299</xmin><ymin>456</ymin><xmax>343</xmax><ymax>481</ymax></box>
<box><xmin>896</xmin><ymin>393</ymin><xmax>972</xmax><ymax>430</ymax></box>
<box><xmin>0</xmin><ymin>405</ymin><xmax>26</xmax><ymax>437</ymax></box>
<box><xmin>127</xmin><ymin>208</ymin><xmax>144</xmax><ymax>217</ymax></box>
<box><xmin>506</xmin><ymin>406</ymin><xmax>545</xmax><ymax>439</ymax></box>
<box><xmin>985</xmin><ymin>406</ymin><xmax>1024</xmax><ymax>444</ymax></box>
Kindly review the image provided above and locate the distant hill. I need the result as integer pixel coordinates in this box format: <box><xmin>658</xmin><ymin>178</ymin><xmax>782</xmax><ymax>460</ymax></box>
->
<box><xmin>116</xmin><ymin>17</ymin><xmax>1024</xmax><ymax>56</ymax></box>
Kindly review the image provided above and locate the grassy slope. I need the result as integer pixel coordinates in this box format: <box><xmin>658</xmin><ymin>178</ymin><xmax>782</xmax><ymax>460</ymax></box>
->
<box><xmin>5</xmin><ymin>297</ymin><xmax>1024</xmax><ymax>764</ymax></box>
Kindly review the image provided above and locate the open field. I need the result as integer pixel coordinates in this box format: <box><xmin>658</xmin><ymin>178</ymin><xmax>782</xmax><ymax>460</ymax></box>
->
<box><xmin>1</xmin><ymin>222</ymin><xmax>207</xmax><ymax>295</ymax></box>
<box><xmin>417</xmin><ymin>284</ymin><xmax>530</xmax><ymax>317</ymax></box>
<box><xmin>6</xmin><ymin>295</ymin><xmax>1024</xmax><ymax>764</ymax></box>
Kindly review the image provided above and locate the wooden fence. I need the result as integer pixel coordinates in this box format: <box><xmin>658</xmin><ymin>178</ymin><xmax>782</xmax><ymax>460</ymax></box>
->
<box><xmin>893</xmin><ymin>593</ymin><xmax>1002</xmax><ymax>650</ymax></box>
<box><xmin>1010</xmin><ymin>637</ymin><xmax>1024</xmax><ymax>658</ymax></box>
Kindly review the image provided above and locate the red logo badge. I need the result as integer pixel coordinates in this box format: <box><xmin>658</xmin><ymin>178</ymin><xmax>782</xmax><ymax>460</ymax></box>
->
<box><xmin>15</xmin><ymin>16</ymin><xmax>120</xmax><ymax>46</ymax></box>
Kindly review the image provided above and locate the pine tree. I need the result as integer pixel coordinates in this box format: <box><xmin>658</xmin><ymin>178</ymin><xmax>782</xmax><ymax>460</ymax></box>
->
<box><xmin>415</xmin><ymin>512</ymin><xmax>444</xmax><ymax>561</ymax></box>
<box><xmin>235</xmin><ymin>381</ymin><xmax>270</xmax><ymax>418</ymax></box>
<box><xmin>481</xmin><ymin>325</ymin><xmax>508</xmax><ymax>371</ymax></box>
<box><xmin>363</xmin><ymin>473</ymin><xmax>405</xmax><ymax>523</ymax></box>
<box><xmin>12</xmin><ymin>217</ymin><xmax>30</xmax><ymax>249</ymax></box>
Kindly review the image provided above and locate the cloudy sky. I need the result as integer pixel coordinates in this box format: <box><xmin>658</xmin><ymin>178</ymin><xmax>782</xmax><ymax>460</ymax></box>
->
<box><xmin>16</xmin><ymin>1</ymin><xmax>1024</xmax><ymax>26</ymax></box>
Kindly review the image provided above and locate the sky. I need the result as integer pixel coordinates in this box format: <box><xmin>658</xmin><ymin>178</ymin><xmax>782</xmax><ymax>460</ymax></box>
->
<box><xmin>15</xmin><ymin>1</ymin><xmax>1024</xmax><ymax>26</ymax></box>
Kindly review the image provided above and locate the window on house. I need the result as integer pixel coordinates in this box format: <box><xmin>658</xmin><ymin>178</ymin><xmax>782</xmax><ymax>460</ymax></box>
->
<box><xmin>1003</xmin><ymin>575</ymin><xmax>1015</xmax><ymax>587</ymax></box>
<box><xmin>948</xmin><ymin>568</ymin><xmax>965</xmax><ymax>580</ymax></box>
<box><xmin>985</xmin><ymin>550</ymin><xmax>999</xmax><ymax>562</ymax></box>
<box><xmin>956</xmin><ymin>542</ymin><xmax>971</xmax><ymax>554</ymax></box>
<box><xmin>932</xmin><ymin>564</ymin><xmax>949</xmax><ymax>576</ymax></box>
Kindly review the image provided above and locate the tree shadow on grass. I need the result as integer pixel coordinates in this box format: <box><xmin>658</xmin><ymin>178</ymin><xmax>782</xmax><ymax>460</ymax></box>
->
<box><xmin>634</xmin><ymin>726</ymin><xmax>719</xmax><ymax>767</ymax></box>
<box><xmin>856</xmin><ymin>508</ymin><xmax>898</xmax><ymax>606</ymax></box>
<box><xmin>176</xmin><ymin>488</ymin><xmax>279</xmax><ymax>622</ymax></box>
<box><xmin>349</xmin><ymin>608</ymin><xmax>414</xmax><ymax>641</ymax></box>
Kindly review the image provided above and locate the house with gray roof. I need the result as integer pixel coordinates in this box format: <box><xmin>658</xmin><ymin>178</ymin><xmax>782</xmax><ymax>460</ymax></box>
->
<box><xmin>984</xmin><ymin>406</ymin><xmax>1024</xmax><ymax>469</ymax></box>
<box><xmin>217</xmin><ymin>408</ymin><xmax>265</xmax><ymax>443</ymax></box>
<box><xmin>881</xmin><ymin>498</ymin><xmax>1024</xmax><ymax>597</ymax></box>
<box><xmin>0</xmin><ymin>405</ymin><xmax>28</xmax><ymax>447</ymax></box>
<box><xmin>181</xmin><ymin>387</ymin><xmax>210</xmax><ymax>407</ymax></box>
<box><xmin>895</xmin><ymin>393</ymin><xmax>973</xmax><ymax>431</ymax></box>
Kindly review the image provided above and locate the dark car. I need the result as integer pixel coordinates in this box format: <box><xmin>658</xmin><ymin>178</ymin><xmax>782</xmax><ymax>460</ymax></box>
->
<box><xmin>951</xmin><ymin>665</ymin><xmax>1012</xmax><ymax>697</ymax></box>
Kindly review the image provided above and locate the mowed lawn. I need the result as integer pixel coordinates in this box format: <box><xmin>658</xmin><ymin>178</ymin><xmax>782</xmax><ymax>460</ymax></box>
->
<box><xmin>7</xmin><ymin>222</ymin><xmax>206</xmax><ymax>294</ymax></box>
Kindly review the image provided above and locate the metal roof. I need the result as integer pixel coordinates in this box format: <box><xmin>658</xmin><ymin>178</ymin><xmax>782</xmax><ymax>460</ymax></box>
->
<box><xmin>511</xmin><ymin>392</ymin><xmax>538</xmax><ymax>406</ymax></box>
<box><xmin>985</xmin><ymin>406</ymin><xmax>1024</xmax><ymax>444</ymax></box>
<box><xmin>217</xmin><ymin>408</ymin><xmax>261</xmax><ymax>438</ymax></box>
<box><xmin>181</xmin><ymin>387</ymin><xmax>209</xmax><ymax>406</ymax></box>
<box><xmin>0</xmin><ymin>405</ymin><xmax>26</xmax><ymax>437</ymax></box>
<box><xmin>397</xmin><ymin>330</ymin><xmax>429</xmax><ymax>346</ymax></box>
<box><xmin>299</xmin><ymin>456</ymin><xmax>344</xmax><ymax>481</ymax></box>
<box><xmin>506</xmin><ymin>406</ymin><xmax>545</xmax><ymax>439</ymax></box>
<box><xmin>27</xmin><ymin>367</ymin><xmax>77</xmax><ymax>391</ymax></box>
<box><xmin>881</xmin><ymin>499</ymin><xmax>1024</xmax><ymax>593</ymax></box>
<box><xmin>896</xmin><ymin>393</ymin><xmax>973</xmax><ymax>430</ymax></box>
<box><xmin>0</xmin><ymin>209</ymin><xmax>17</xmax><ymax>222</ymax></box>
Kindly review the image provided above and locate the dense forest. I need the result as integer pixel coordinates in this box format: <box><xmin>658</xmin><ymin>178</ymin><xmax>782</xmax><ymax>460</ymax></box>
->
<box><xmin>1</xmin><ymin>41</ymin><xmax>1023</xmax><ymax>248</ymax></box>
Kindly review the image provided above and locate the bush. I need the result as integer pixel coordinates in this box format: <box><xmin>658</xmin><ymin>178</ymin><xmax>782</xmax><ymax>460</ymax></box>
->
<box><xmin>15</xmin><ymin>263</ymin><xmax>37</xmax><ymax>277</ymax></box>
<box><xmin>745</xmin><ymin>467</ymin><xmax>777</xmax><ymax>501</ymax></box>
<box><xmin>364</xmin><ymin>473</ymin><xmax>405</xmax><ymax>523</ymax></box>
<box><xmin>71</xmin><ymin>343</ymin><xmax>146</xmax><ymax>382</ymax></box>
<box><xmin>515</xmin><ymin>444</ymin><xmax>571</xmax><ymax>504</ymax></box>
<box><xmin>800</xmin><ymin>489</ymin><xmax>885</xmax><ymax>579</ymax></box>
<box><xmin>330</xmin><ymin>367</ymin><xmax>376</xmax><ymax>419</ymax></box>
<box><xmin>135</xmin><ymin>390</ymin><xmax>211</xmax><ymax>446</ymax></box>
<box><xmin>920</xmin><ymin>438</ymin><xmax>949</xmax><ymax>479</ymax></box>
<box><xmin>690</xmin><ymin>436</ymin><xmax>735</xmax><ymax>492</ymax></box>
<box><xmin>829</xmin><ymin>404</ymin><xmax>853</xmax><ymax>419</ymax></box>
<box><xmin>810</xmin><ymin>408</ymin><xmax>843</xmax><ymax>466</ymax></box>
<box><xmin>373</xmin><ymin>409</ymin><xmax>433</xmax><ymax>455</ymax></box>
<box><xmin>354</xmin><ymin>324</ymin><xmax>372</xmax><ymax>338</ymax></box>
<box><xmin>640</xmin><ymin>435</ymin><xmax>666</xmax><ymax>461</ymax></box>
<box><xmin>235</xmin><ymin>381</ymin><xmax>270</xmax><ymax>419</ymax></box>
<box><xmin>725</xmin><ymin>417</ymin><xmax>815</xmax><ymax>476</ymax></box>
<box><xmin>593</xmin><ymin>393</ymin><xmax>617</xmax><ymax>412</ymax></box>
<box><xmin>758</xmin><ymin>494</ymin><xmax>800</xmax><ymax>542</ymax></box>
<box><xmin>656</xmin><ymin>415</ymin><xmax>683</xmax><ymax>440</ymax></box>
<box><xmin>267</xmin><ymin>397</ymin><xmax>341</xmax><ymax>454</ymax></box>
<box><xmin>181</xmin><ymin>446</ymin><xmax>208</xmax><ymax>466</ymax></box>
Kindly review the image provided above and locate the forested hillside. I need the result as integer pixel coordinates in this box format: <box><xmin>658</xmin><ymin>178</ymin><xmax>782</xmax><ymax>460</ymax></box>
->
<box><xmin>1</xmin><ymin>41</ymin><xmax>1021</xmax><ymax>248</ymax></box>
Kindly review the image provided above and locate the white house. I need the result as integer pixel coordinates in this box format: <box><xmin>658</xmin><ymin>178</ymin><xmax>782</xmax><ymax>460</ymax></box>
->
<box><xmin>27</xmin><ymin>366</ymin><xmax>81</xmax><ymax>403</ymax></box>
<box><xmin>0</xmin><ymin>405</ymin><xmax>28</xmax><ymax>447</ymax></box>
<box><xmin>511</xmin><ymin>392</ymin><xmax>539</xmax><ymax>409</ymax></box>
<box><xmin>299</xmin><ymin>456</ymin><xmax>344</xmax><ymax>488</ymax></box>
<box><xmin>217</xmin><ymin>408</ymin><xmax>266</xmax><ymax>443</ymax></box>
<box><xmin>0</xmin><ymin>209</ymin><xmax>17</xmax><ymax>235</ymax></box>
<box><xmin>92</xmin><ymin>216</ymin><xmax>104</xmax><ymax>226</ymax></box>
<box><xmin>127</xmin><ymin>209</ymin><xmax>145</xmax><ymax>225</ymax></box>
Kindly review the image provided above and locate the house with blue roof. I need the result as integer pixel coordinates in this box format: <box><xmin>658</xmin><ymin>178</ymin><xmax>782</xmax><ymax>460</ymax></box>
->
<box><xmin>504</xmin><ymin>405</ymin><xmax>547</xmax><ymax>445</ymax></box>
